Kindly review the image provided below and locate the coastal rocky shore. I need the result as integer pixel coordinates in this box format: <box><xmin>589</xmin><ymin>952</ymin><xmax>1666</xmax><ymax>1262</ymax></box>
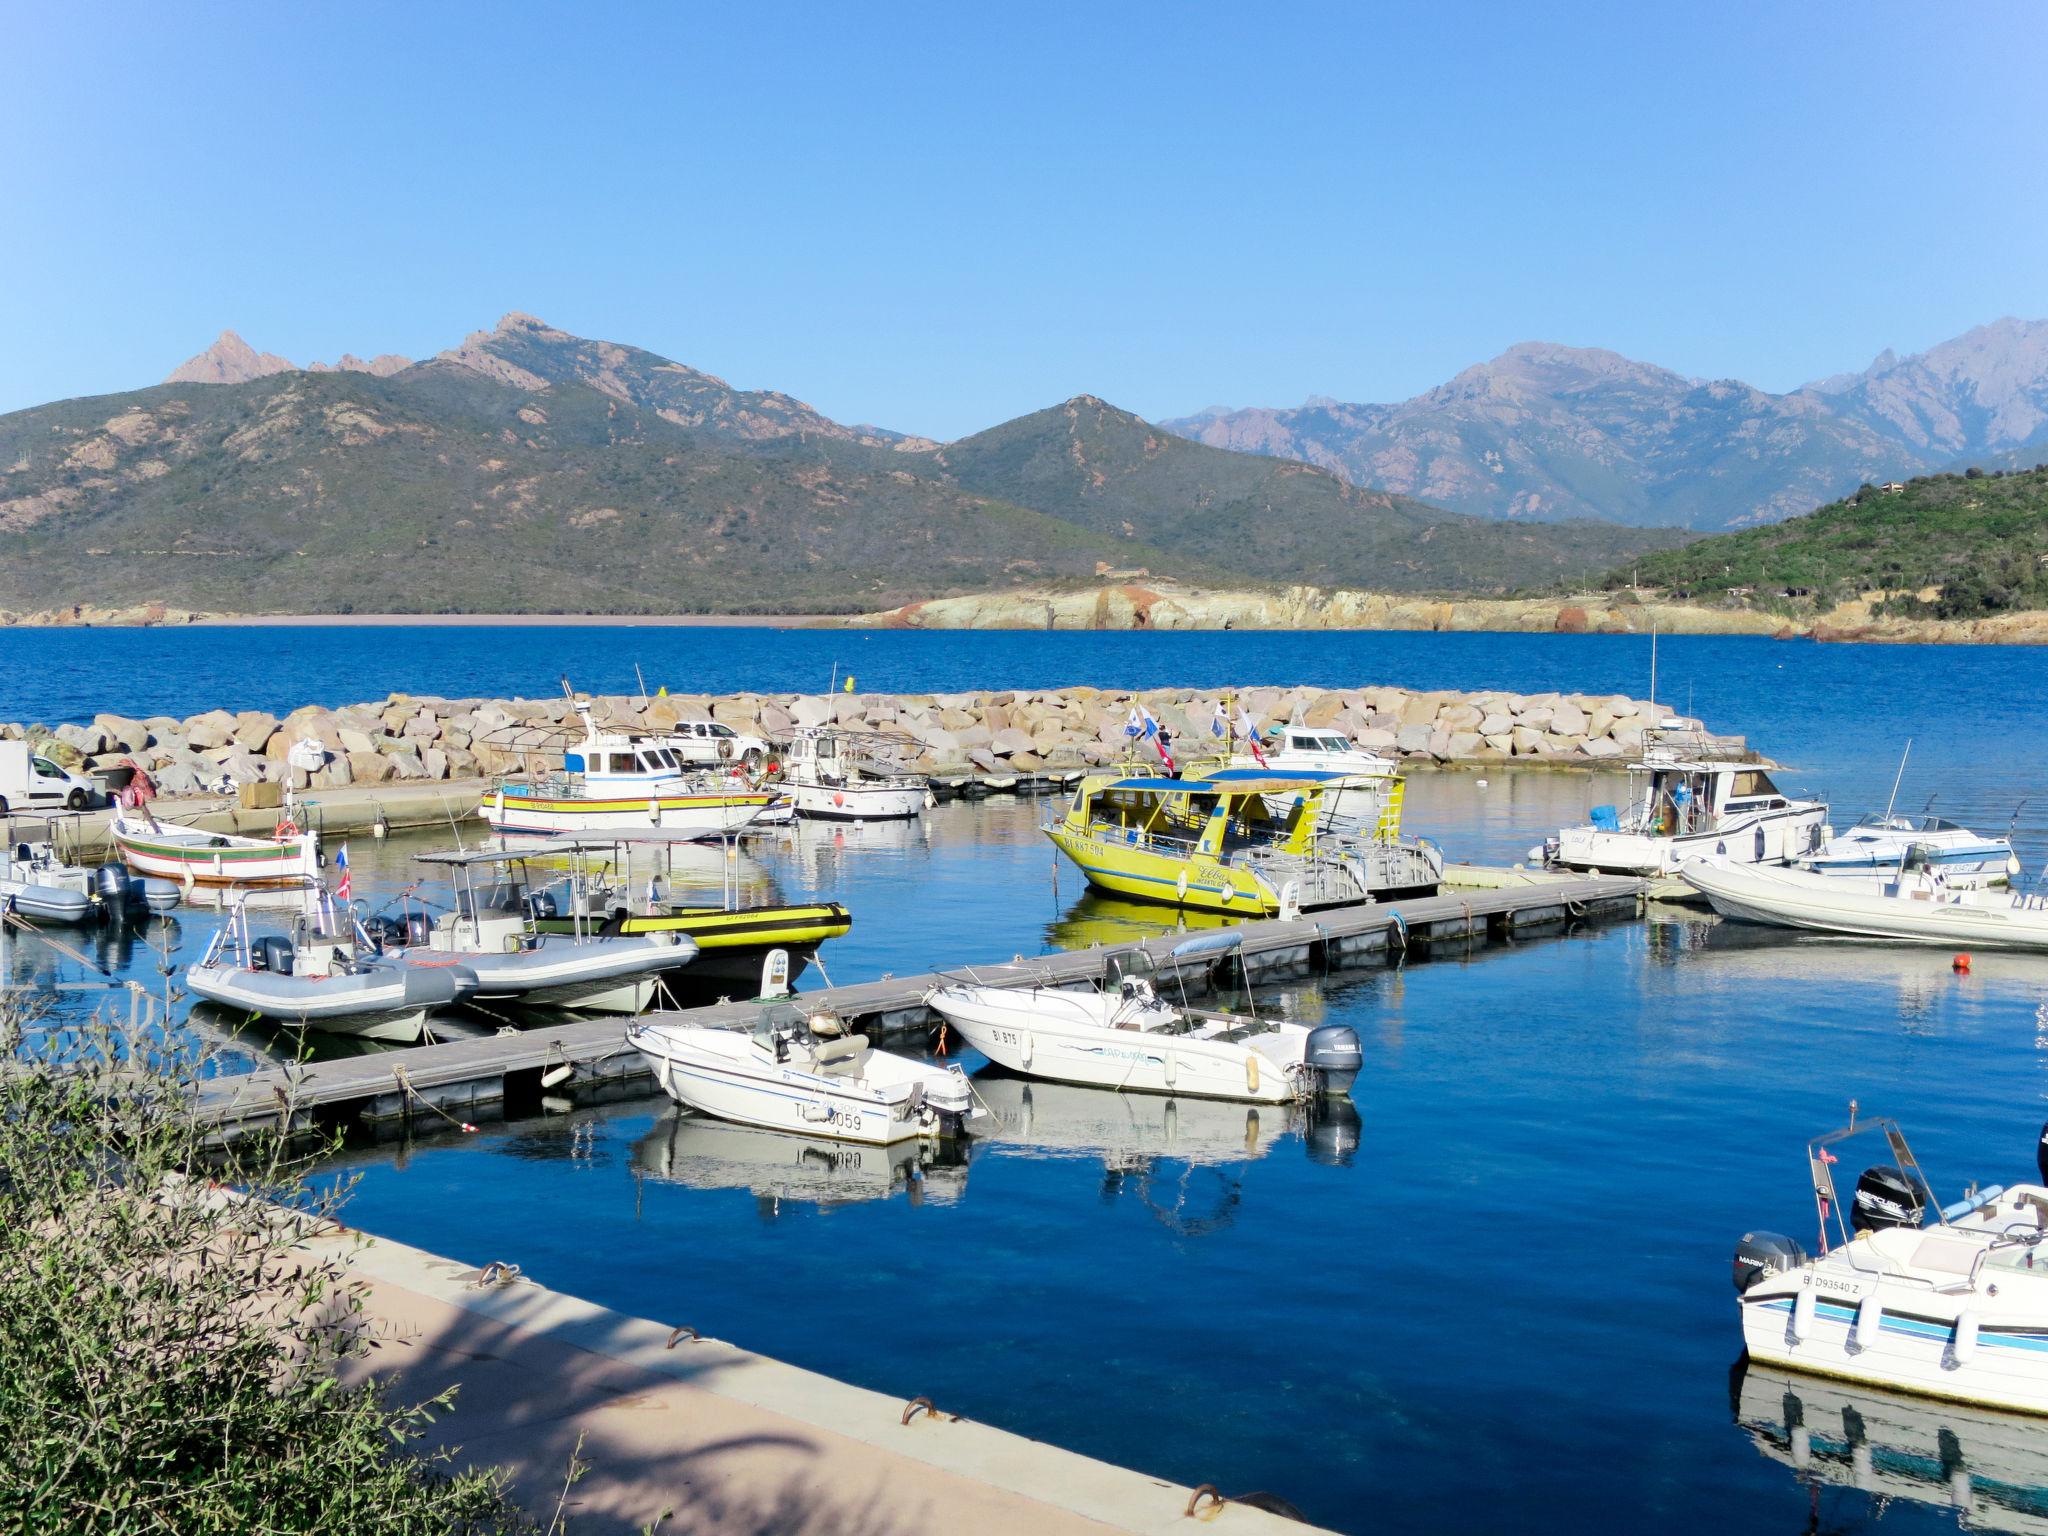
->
<box><xmin>8</xmin><ymin>684</ymin><xmax>1680</xmax><ymax>797</ymax></box>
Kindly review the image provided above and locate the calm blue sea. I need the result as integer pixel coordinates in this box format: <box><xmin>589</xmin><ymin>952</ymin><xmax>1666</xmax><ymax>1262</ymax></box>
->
<box><xmin>6</xmin><ymin>627</ymin><xmax>2048</xmax><ymax>1533</ymax></box>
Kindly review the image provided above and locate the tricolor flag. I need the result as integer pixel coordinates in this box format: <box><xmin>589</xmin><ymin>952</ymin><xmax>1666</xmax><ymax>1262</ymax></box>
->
<box><xmin>335</xmin><ymin>844</ymin><xmax>351</xmax><ymax>904</ymax></box>
<box><xmin>1139</xmin><ymin>706</ymin><xmax>1174</xmax><ymax>772</ymax></box>
<box><xmin>1236</xmin><ymin>706</ymin><xmax>1268</xmax><ymax>767</ymax></box>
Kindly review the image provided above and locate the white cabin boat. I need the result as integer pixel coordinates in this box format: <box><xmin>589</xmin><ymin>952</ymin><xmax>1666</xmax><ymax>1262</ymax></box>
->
<box><xmin>1681</xmin><ymin>857</ymin><xmax>2048</xmax><ymax>950</ymax></box>
<box><xmin>925</xmin><ymin>934</ymin><xmax>1362</xmax><ymax>1105</ymax></box>
<box><xmin>1247</xmin><ymin>724</ymin><xmax>1396</xmax><ymax>778</ymax></box>
<box><xmin>1800</xmin><ymin>814</ymin><xmax>2020</xmax><ymax>885</ymax></box>
<box><xmin>1539</xmin><ymin>723</ymin><xmax>1828</xmax><ymax>877</ymax></box>
<box><xmin>1734</xmin><ymin>1113</ymin><xmax>2048</xmax><ymax>1416</ymax></box>
<box><xmin>628</xmin><ymin>1009</ymin><xmax>980</xmax><ymax>1145</ymax></box>
<box><xmin>2</xmin><ymin>819</ymin><xmax>180</xmax><ymax>923</ymax></box>
<box><xmin>480</xmin><ymin>703</ymin><xmax>779</xmax><ymax>839</ymax></box>
<box><xmin>779</xmin><ymin>727</ymin><xmax>929</xmax><ymax>821</ymax></box>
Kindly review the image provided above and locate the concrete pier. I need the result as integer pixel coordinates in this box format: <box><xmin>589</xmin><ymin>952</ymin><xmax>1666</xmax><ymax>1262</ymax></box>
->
<box><xmin>333</xmin><ymin>1224</ymin><xmax>1332</xmax><ymax>1534</ymax></box>
<box><xmin>192</xmin><ymin>872</ymin><xmax>1642</xmax><ymax>1147</ymax></box>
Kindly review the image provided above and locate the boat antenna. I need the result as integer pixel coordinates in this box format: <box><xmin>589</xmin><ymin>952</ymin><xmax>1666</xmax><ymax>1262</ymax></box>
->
<box><xmin>1882</xmin><ymin>739</ymin><xmax>1913</xmax><ymax>821</ymax></box>
<box><xmin>634</xmin><ymin>663</ymin><xmax>649</xmax><ymax>710</ymax></box>
<box><xmin>2008</xmin><ymin>797</ymin><xmax>2029</xmax><ymax>840</ymax></box>
<box><xmin>1648</xmin><ymin>623</ymin><xmax>1658</xmax><ymax>714</ymax></box>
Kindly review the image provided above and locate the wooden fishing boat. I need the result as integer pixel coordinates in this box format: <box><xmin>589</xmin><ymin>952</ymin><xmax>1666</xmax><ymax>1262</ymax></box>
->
<box><xmin>110</xmin><ymin>812</ymin><xmax>320</xmax><ymax>888</ymax></box>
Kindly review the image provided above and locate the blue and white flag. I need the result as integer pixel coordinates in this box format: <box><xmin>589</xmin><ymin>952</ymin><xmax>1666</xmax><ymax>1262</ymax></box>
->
<box><xmin>1211</xmin><ymin>702</ymin><xmax>1228</xmax><ymax>738</ymax></box>
<box><xmin>1139</xmin><ymin>705</ymin><xmax>1160</xmax><ymax>740</ymax></box>
<box><xmin>1124</xmin><ymin>707</ymin><xmax>1143</xmax><ymax>739</ymax></box>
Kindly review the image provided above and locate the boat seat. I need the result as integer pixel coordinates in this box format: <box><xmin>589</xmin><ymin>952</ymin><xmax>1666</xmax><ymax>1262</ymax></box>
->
<box><xmin>810</xmin><ymin>1035</ymin><xmax>870</xmax><ymax>1078</ymax></box>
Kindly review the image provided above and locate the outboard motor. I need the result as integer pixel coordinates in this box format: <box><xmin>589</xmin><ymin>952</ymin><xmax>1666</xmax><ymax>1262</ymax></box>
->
<box><xmin>1304</xmin><ymin>1100</ymin><xmax>1362</xmax><ymax>1167</ymax></box>
<box><xmin>255</xmin><ymin>935</ymin><xmax>294</xmax><ymax>976</ymax></box>
<box><xmin>1850</xmin><ymin>1164</ymin><xmax>1925</xmax><ymax>1234</ymax></box>
<box><xmin>1303</xmin><ymin>1024</ymin><xmax>1362</xmax><ymax>1097</ymax></box>
<box><xmin>94</xmin><ymin>862</ymin><xmax>136</xmax><ymax>911</ymax></box>
<box><xmin>1732</xmin><ymin>1230</ymin><xmax>1807</xmax><ymax>1293</ymax></box>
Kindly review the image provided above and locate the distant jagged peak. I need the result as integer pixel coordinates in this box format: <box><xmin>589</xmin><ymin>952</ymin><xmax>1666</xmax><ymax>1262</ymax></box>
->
<box><xmin>1447</xmin><ymin>340</ymin><xmax>1693</xmax><ymax>395</ymax></box>
<box><xmin>165</xmin><ymin>330</ymin><xmax>294</xmax><ymax>385</ymax></box>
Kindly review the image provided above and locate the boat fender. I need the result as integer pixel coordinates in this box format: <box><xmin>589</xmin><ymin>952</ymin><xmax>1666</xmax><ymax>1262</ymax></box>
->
<box><xmin>1245</xmin><ymin>1053</ymin><xmax>1259</xmax><ymax>1095</ymax></box>
<box><xmin>1790</xmin><ymin>1287</ymin><xmax>1816</xmax><ymax>1344</ymax></box>
<box><xmin>1853</xmin><ymin>1293</ymin><xmax>1881</xmax><ymax>1349</ymax></box>
<box><xmin>1953</xmin><ymin>1311</ymin><xmax>1979</xmax><ymax>1366</ymax></box>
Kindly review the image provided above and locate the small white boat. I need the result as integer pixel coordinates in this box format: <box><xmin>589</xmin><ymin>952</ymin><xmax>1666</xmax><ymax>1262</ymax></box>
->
<box><xmin>1801</xmin><ymin>814</ymin><xmax>2020</xmax><ymax>885</ymax></box>
<box><xmin>112</xmin><ymin>811</ymin><xmax>320</xmax><ymax>888</ymax></box>
<box><xmin>1734</xmin><ymin>1111</ymin><xmax>2048</xmax><ymax>1416</ymax></box>
<box><xmin>1681</xmin><ymin>857</ymin><xmax>2048</xmax><ymax>950</ymax></box>
<box><xmin>1735</xmin><ymin>1362</ymin><xmax>2048</xmax><ymax>1531</ymax></box>
<box><xmin>367</xmin><ymin>842</ymin><xmax>699</xmax><ymax>1013</ymax></box>
<box><xmin>4</xmin><ymin>813</ymin><xmax>181</xmax><ymax>922</ymax></box>
<box><xmin>629</xmin><ymin>1010</ymin><xmax>981</xmax><ymax>1144</ymax></box>
<box><xmin>186</xmin><ymin>892</ymin><xmax>477</xmax><ymax>1042</ymax></box>
<box><xmin>1537</xmin><ymin>722</ymin><xmax>1828</xmax><ymax>877</ymax></box>
<box><xmin>779</xmin><ymin>727</ymin><xmax>929</xmax><ymax>821</ymax></box>
<box><xmin>925</xmin><ymin>934</ymin><xmax>1362</xmax><ymax>1104</ymax></box>
<box><xmin>1244</xmin><ymin>723</ymin><xmax>1396</xmax><ymax>778</ymax></box>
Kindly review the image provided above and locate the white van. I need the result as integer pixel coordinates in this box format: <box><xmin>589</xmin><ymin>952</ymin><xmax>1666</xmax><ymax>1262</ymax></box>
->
<box><xmin>0</xmin><ymin>740</ymin><xmax>99</xmax><ymax>813</ymax></box>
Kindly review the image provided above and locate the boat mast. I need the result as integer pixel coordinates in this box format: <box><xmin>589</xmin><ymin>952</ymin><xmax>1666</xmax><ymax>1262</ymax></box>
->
<box><xmin>1883</xmin><ymin>739</ymin><xmax>1913</xmax><ymax>821</ymax></box>
<box><xmin>1648</xmin><ymin>624</ymin><xmax>1659</xmax><ymax>716</ymax></box>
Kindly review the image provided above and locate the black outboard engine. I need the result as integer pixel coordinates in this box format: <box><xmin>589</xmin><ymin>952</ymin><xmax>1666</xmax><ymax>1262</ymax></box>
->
<box><xmin>94</xmin><ymin>862</ymin><xmax>136</xmax><ymax>912</ymax></box>
<box><xmin>1732</xmin><ymin>1230</ymin><xmax>1807</xmax><ymax>1293</ymax></box>
<box><xmin>1303</xmin><ymin>1025</ymin><xmax>1362</xmax><ymax>1097</ymax></box>
<box><xmin>255</xmin><ymin>935</ymin><xmax>294</xmax><ymax>975</ymax></box>
<box><xmin>1850</xmin><ymin>1164</ymin><xmax>1925</xmax><ymax>1234</ymax></box>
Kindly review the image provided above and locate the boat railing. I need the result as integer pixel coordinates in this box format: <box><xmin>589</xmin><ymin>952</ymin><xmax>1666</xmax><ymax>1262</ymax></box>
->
<box><xmin>1642</xmin><ymin>725</ymin><xmax>1753</xmax><ymax>765</ymax></box>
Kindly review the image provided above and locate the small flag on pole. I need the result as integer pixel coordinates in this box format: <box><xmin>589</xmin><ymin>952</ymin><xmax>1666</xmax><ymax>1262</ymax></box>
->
<box><xmin>335</xmin><ymin>844</ymin><xmax>351</xmax><ymax>904</ymax></box>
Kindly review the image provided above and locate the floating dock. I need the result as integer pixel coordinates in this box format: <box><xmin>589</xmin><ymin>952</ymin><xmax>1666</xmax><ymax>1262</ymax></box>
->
<box><xmin>191</xmin><ymin>872</ymin><xmax>1642</xmax><ymax>1147</ymax></box>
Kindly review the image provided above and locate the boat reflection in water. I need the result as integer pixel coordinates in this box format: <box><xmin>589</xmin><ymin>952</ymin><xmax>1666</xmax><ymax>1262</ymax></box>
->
<box><xmin>1734</xmin><ymin>1360</ymin><xmax>2048</xmax><ymax>1533</ymax></box>
<box><xmin>973</xmin><ymin>1074</ymin><xmax>1360</xmax><ymax>1235</ymax></box>
<box><xmin>630</xmin><ymin>1108</ymin><xmax>968</xmax><ymax>1216</ymax></box>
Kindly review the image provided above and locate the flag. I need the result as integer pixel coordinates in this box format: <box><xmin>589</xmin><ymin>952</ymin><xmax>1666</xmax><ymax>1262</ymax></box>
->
<box><xmin>1140</xmin><ymin>707</ymin><xmax>1174</xmax><ymax>772</ymax></box>
<box><xmin>335</xmin><ymin>844</ymin><xmax>351</xmax><ymax>903</ymax></box>
<box><xmin>1124</xmin><ymin>707</ymin><xmax>1143</xmax><ymax>739</ymax></box>
<box><xmin>1210</xmin><ymin>702</ymin><xmax>1228</xmax><ymax>738</ymax></box>
<box><xmin>1237</xmin><ymin>706</ymin><xmax>1268</xmax><ymax>767</ymax></box>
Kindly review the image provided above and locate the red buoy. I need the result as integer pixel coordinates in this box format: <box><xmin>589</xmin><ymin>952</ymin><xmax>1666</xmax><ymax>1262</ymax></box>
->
<box><xmin>1953</xmin><ymin>953</ymin><xmax>1973</xmax><ymax>974</ymax></box>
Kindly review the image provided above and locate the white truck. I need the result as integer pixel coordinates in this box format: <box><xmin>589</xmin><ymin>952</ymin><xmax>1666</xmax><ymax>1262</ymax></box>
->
<box><xmin>0</xmin><ymin>740</ymin><xmax>99</xmax><ymax>813</ymax></box>
<box><xmin>657</xmin><ymin>719</ymin><xmax>771</xmax><ymax>772</ymax></box>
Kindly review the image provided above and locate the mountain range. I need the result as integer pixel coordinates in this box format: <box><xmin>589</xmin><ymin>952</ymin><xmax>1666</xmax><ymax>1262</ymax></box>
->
<box><xmin>0</xmin><ymin>315</ymin><xmax>1671</xmax><ymax>615</ymax></box>
<box><xmin>1166</xmin><ymin>319</ymin><xmax>2048</xmax><ymax>531</ymax></box>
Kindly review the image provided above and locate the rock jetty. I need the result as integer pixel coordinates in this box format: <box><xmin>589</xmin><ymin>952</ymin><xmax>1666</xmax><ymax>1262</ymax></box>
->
<box><xmin>6</xmin><ymin>685</ymin><xmax>1681</xmax><ymax>797</ymax></box>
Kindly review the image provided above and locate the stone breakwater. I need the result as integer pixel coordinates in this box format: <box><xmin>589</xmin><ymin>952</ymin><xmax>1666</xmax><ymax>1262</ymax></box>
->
<box><xmin>8</xmin><ymin>684</ymin><xmax>1680</xmax><ymax>796</ymax></box>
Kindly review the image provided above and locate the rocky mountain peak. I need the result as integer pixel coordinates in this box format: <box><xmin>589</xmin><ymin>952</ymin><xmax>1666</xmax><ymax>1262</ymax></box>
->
<box><xmin>165</xmin><ymin>330</ymin><xmax>295</xmax><ymax>386</ymax></box>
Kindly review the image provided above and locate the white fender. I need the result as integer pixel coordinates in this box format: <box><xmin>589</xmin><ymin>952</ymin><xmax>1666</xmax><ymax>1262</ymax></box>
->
<box><xmin>1164</xmin><ymin>1050</ymin><xmax>1176</xmax><ymax>1088</ymax></box>
<box><xmin>1791</xmin><ymin>1287</ymin><xmax>1816</xmax><ymax>1343</ymax></box>
<box><xmin>1790</xmin><ymin>1426</ymin><xmax>1811</xmax><ymax>1471</ymax></box>
<box><xmin>1854</xmin><ymin>1293</ymin><xmax>1882</xmax><ymax>1349</ymax></box>
<box><xmin>1246</xmin><ymin>1053</ymin><xmax>1261</xmax><ymax>1094</ymax></box>
<box><xmin>1953</xmin><ymin>1310</ymin><xmax>1980</xmax><ymax>1366</ymax></box>
<box><xmin>1019</xmin><ymin>1028</ymin><xmax>1032</xmax><ymax>1069</ymax></box>
<box><xmin>1175</xmin><ymin>870</ymin><xmax>1189</xmax><ymax>904</ymax></box>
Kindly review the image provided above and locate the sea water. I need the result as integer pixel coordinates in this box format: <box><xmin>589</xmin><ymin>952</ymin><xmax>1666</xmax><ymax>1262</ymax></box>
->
<box><xmin>5</xmin><ymin>628</ymin><xmax>2048</xmax><ymax>1532</ymax></box>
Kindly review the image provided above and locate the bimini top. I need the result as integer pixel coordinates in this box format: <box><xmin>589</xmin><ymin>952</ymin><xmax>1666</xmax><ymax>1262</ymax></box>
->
<box><xmin>1195</xmin><ymin>766</ymin><xmax>1345</xmax><ymax>784</ymax></box>
<box><xmin>1100</xmin><ymin>775</ymin><xmax>1328</xmax><ymax>796</ymax></box>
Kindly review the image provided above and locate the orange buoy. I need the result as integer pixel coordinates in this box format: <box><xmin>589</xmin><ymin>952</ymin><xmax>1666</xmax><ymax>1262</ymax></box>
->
<box><xmin>1953</xmin><ymin>953</ymin><xmax>1973</xmax><ymax>973</ymax></box>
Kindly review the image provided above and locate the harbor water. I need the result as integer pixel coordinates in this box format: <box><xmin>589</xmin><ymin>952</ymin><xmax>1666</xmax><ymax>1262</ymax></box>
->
<box><xmin>5</xmin><ymin>627</ymin><xmax>2048</xmax><ymax>1533</ymax></box>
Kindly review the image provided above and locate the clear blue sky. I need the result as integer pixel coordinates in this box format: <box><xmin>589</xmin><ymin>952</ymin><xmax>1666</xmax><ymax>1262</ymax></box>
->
<box><xmin>3</xmin><ymin>2</ymin><xmax>2043</xmax><ymax>438</ymax></box>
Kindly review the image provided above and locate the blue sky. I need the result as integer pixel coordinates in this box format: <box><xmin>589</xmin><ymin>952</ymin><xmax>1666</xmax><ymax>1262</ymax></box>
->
<box><xmin>3</xmin><ymin>2</ymin><xmax>2043</xmax><ymax>438</ymax></box>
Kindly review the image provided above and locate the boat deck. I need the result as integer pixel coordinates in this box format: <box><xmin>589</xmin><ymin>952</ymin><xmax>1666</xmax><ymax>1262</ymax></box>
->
<box><xmin>189</xmin><ymin>871</ymin><xmax>1642</xmax><ymax>1147</ymax></box>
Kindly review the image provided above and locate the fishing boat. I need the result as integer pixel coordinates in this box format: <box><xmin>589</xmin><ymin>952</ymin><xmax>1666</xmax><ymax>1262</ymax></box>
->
<box><xmin>1734</xmin><ymin>1361</ymin><xmax>2048</xmax><ymax>1532</ymax></box>
<box><xmin>1</xmin><ymin>819</ymin><xmax>180</xmax><ymax>923</ymax></box>
<box><xmin>111</xmin><ymin>810</ymin><xmax>321</xmax><ymax>887</ymax></box>
<box><xmin>1681</xmin><ymin>857</ymin><xmax>2048</xmax><ymax>950</ymax></box>
<box><xmin>628</xmin><ymin>1007</ymin><xmax>982</xmax><ymax>1145</ymax></box>
<box><xmin>365</xmin><ymin>843</ymin><xmax>700</xmax><ymax>1013</ymax></box>
<box><xmin>631</xmin><ymin>1111</ymin><xmax>969</xmax><ymax>1209</ymax></box>
<box><xmin>1046</xmin><ymin>772</ymin><xmax>1440</xmax><ymax>916</ymax></box>
<box><xmin>925</xmin><ymin>934</ymin><xmax>1363</xmax><ymax>1104</ymax></box>
<box><xmin>1733</xmin><ymin>1111</ymin><xmax>2048</xmax><ymax>1416</ymax></box>
<box><xmin>1536</xmin><ymin>722</ymin><xmax>1828</xmax><ymax>877</ymax></box>
<box><xmin>1800</xmin><ymin>814</ymin><xmax>2020</xmax><ymax>884</ymax></box>
<box><xmin>186</xmin><ymin>890</ymin><xmax>478</xmax><ymax>1042</ymax></box>
<box><xmin>478</xmin><ymin>702</ymin><xmax>780</xmax><ymax>839</ymax></box>
<box><xmin>777</xmin><ymin>727</ymin><xmax>929</xmax><ymax>821</ymax></box>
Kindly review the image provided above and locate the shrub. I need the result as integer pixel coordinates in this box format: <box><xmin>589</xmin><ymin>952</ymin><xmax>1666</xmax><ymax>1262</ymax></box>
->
<box><xmin>0</xmin><ymin>995</ymin><xmax>531</xmax><ymax>1534</ymax></box>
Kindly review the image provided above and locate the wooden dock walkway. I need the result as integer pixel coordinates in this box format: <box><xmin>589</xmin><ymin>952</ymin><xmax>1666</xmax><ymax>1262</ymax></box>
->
<box><xmin>191</xmin><ymin>872</ymin><xmax>1642</xmax><ymax>1147</ymax></box>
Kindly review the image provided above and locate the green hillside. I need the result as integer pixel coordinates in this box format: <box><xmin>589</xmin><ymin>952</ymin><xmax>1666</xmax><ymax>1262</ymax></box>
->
<box><xmin>0</xmin><ymin>319</ymin><xmax>1683</xmax><ymax>616</ymax></box>
<box><xmin>1605</xmin><ymin>465</ymin><xmax>2048</xmax><ymax>619</ymax></box>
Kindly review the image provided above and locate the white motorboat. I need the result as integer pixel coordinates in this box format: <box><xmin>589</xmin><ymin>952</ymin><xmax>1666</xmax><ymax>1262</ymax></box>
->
<box><xmin>1735</xmin><ymin>1361</ymin><xmax>2048</xmax><ymax>1533</ymax></box>
<box><xmin>631</xmin><ymin>1110</ymin><xmax>968</xmax><ymax>1208</ymax></box>
<box><xmin>778</xmin><ymin>727</ymin><xmax>929</xmax><ymax>821</ymax></box>
<box><xmin>366</xmin><ymin>842</ymin><xmax>699</xmax><ymax>1013</ymax></box>
<box><xmin>628</xmin><ymin>1009</ymin><xmax>981</xmax><ymax>1145</ymax></box>
<box><xmin>925</xmin><ymin>933</ymin><xmax>1363</xmax><ymax>1105</ymax></box>
<box><xmin>1536</xmin><ymin>721</ymin><xmax>1828</xmax><ymax>878</ymax></box>
<box><xmin>4</xmin><ymin>814</ymin><xmax>181</xmax><ymax>922</ymax></box>
<box><xmin>478</xmin><ymin>701</ymin><xmax>780</xmax><ymax>839</ymax></box>
<box><xmin>1681</xmin><ymin>857</ymin><xmax>2048</xmax><ymax>950</ymax></box>
<box><xmin>186</xmin><ymin>891</ymin><xmax>478</xmax><ymax>1042</ymax></box>
<box><xmin>1244</xmin><ymin>722</ymin><xmax>1396</xmax><ymax>778</ymax></box>
<box><xmin>112</xmin><ymin>810</ymin><xmax>321</xmax><ymax>887</ymax></box>
<box><xmin>1801</xmin><ymin>814</ymin><xmax>2020</xmax><ymax>885</ymax></box>
<box><xmin>1734</xmin><ymin>1111</ymin><xmax>2048</xmax><ymax>1416</ymax></box>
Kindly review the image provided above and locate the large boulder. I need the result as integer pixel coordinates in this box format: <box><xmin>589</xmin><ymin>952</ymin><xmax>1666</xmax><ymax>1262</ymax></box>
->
<box><xmin>387</xmin><ymin>749</ymin><xmax>430</xmax><ymax>780</ymax></box>
<box><xmin>1511</xmin><ymin>726</ymin><xmax>1547</xmax><ymax>756</ymax></box>
<box><xmin>1550</xmin><ymin>703</ymin><xmax>1589</xmax><ymax>737</ymax></box>
<box><xmin>788</xmin><ymin>695</ymin><xmax>833</xmax><ymax>729</ymax></box>
<box><xmin>1446</xmin><ymin>730</ymin><xmax>1485</xmax><ymax>758</ymax></box>
<box><xmin>152</xmin><ymin>763</ymin><xmax>207</xmax><ymax>797</ymax></box>
<box><xmin>1581</xmin><ymin>737</ymin><xmax>1624</xmax><ymax>759</ymax></box>
<box><xmin>93</xmin><ymin>714</ymin><xmax>150</xmax><ymax>752</ymax></box>
<box><xmin>336</xmin><ymin>725</ymin><xmax>377</xmax><ymax>755</ymax></box>
<box><xmin>54</xmin><ymin>722</ymin><xmax>107</xmax><ymax>756</ymax></box>
<box><xmin>233</xmin><ymin>711</ymin><xmax>279</xmax><ymax>752</ymax></box>
<box><xmin>989</xmin><ymin>727</ymin><xmax>1037</xmax><ymax>757</ymax></box>
<box><xmin>348</xmin><ymin>751</ymin><xmax>395</xmax><ymax>784</ymax></box>
<box><xmin>1395</xmin><ymin>724</ymin><xmax>1434</xmax><ymax>755</ymax></box>
<box><xmin>311</xmin><ymin>755</ymin><xmax>352</xmax><ymax>788</ymax></box>
<box><xmin>185</xmin><ymin>709</ymin><xmax>238</xmax><ymax>750</ymax></box>
<box><xmin>1478</xmin><ymin>711</ymin><xmax>1514</xmax><ymax>737</ymax></box>
<box><xmin>1438</xmin><ymin>703</ymin><xmax>1484</xmax><ymax>732</ymax></box>
<box><xmin>401</xmin><ymin>713</ymin><xmax>441</xmax><ymax>742</ymax></box>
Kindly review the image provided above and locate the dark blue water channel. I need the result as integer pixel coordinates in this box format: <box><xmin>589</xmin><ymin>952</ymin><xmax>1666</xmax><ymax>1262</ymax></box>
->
<box><xmin>3</xmin><ymin>628</ymin><xmax>2047</xmax><ymax>1530</ymax></box>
